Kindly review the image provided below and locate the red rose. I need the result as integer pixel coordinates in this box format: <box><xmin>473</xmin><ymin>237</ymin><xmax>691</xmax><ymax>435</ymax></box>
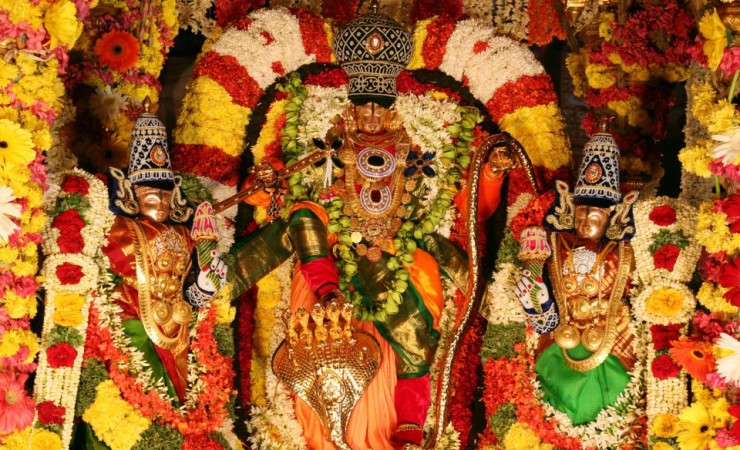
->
<box><xmin>650</xmin><ymin>324</ymin><xmax>683</xmax><ymax>350</ymax></box>
<box><xmin>57</xmin><ymin>233</ymin><xmax>84</xmax><ymax>253</ymax></box>
<box><xmin>56</xmin><ymin>263</ymin><xmax>84</xmax><ymax>285</ymax></box>
<box><xmin>652</xmin><ymin>353</ymin><xmax>681</xmax><ymax>380</ymax></box>
<box><xmin>52</xmin><ymin>209</ymin><xmax>85</xmax><ymax>232</ymax></box>
<box><xmin>61</xmin><ymin>175</ymin><xmax>90</xmax><ymax>195</ymax></box>
<box><xmin>653</xmin><ymin>244</ymin><xmax>681</xmax><ymax>271</ymax></box>
<box><xmin>46</xmin><ymin>343</ymin><xmax>77</xmax><ymax>368</ymax></box>
<box><xmin>649</xmin><ymin>204</ymin><xmax>677</xmax><ymax>226</ymax></box>
<box><xmin>37</xmin><ymin>401</ymin><xmax>65</xmax><ymax>425</ymax></box>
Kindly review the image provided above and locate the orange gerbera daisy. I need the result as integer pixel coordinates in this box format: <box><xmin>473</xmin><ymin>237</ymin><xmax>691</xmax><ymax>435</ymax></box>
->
<box><xmin>670</xmin><ymin>338</ymin><xmax>717</xmax><ymax>382</ymax></box>
<box><xmin>93</xmin><ymin>30</ymin><xmax>140</xmax><ymax>72</ymax></box>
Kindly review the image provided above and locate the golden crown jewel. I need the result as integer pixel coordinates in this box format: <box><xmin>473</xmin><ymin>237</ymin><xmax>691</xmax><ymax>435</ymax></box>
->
<box><xmin>272</xmin><ymin>300</ymin><xmax>381</xmax><ymax>450</ymax></box>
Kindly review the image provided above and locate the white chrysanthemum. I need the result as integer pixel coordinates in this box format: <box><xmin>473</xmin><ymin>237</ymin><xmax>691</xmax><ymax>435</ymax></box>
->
<box><xmin>87</xmin><ymin>86</ymin><xmax>130</xmax><ymax>127</ymax></box>
<box><xmin>711</xmin><ymin>127</ymin><xmax>740</xmax><ymax>165</ymax></box>
<box><xmin>717</xmin><ymin>332</ymin><xmax>740</xmax><ymax>386</ymax></box>
<box><xmin>0</xmin><ymin>186</ymin><xmax>21</xmax><ymax>243</ymax></box>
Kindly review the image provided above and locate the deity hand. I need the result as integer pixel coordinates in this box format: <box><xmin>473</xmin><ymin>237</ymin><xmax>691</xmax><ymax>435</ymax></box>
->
<box><xmin>486</xmin><ymin>140</ymin><xmax>518</xmax><ymax>174</ymax></box>
<box><xmin>187</xmin><ymin>249</ymin><xmax>228</xmax><ymax>307</ymax></box>
<box><xmin>249</xmin><ymin>161</ymin><xmax>280</xmax><ymax>187</ymax></box>
<box><xmin>514</xmin><ymin>269</ymin><xmax>549</xmax><ymax>312</ymax></box>
<box><xmin>514</xmin><ymin>269</ymin><xmax>559</xmax><ymax>334</ymax></box>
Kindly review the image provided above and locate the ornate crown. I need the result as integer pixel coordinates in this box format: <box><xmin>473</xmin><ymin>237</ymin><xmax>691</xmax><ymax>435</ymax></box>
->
<box><xmin>272</xmin><ymin>300</ymin><xmax>381</xmax><ymax>450</ymax></box>
<box><xmin>333</xmin><ymin>3</ymin><xmax>412</xmax><ymax>107</ymax></box>
<box><xmin>574</xmin><ymin>129</ymin><xmax>621</xmax><ymax>207</ymax></box>
<box><xmin>128</xmin><ymin>98</ymin><xmax>174</xmax><ymax>187</ymax></box>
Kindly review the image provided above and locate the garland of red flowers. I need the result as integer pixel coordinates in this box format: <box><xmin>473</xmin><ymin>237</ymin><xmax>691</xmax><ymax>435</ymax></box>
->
<box><xmin>85</xmin><ymin>303</ymin><xmax>234</xmax><ymax>437</ymax></box>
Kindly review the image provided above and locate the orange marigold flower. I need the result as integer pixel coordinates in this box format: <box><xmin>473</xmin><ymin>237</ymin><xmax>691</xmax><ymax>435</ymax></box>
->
<box><xmin>94</xmin><ymin>31</ymin><xmax>140</xmax><ymax>72</ymax></box>
<box><xmin>670</xmin><ymin>338</ymin><xmax>717</xmax><ymax>382</ymax></box>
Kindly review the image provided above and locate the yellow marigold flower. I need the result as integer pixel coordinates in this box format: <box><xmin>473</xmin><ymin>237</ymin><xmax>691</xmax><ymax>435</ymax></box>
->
<box><xmin>31</xmin><ymin>429</ymin><xmax>62</xmax><ymax>450</ymax></box>
<box><xmin>1</xmin><ymin>427</ymin><xmax>31</xmax><ymax>450</ymax></box>
<box><xmin>651</xmin><ymin>413</ymin><xmax>680</xmax><ymax>438</ymax></box>
<box><xmin>585</xmin><ymin>64</ymin><xmax>616</xmax><ymax>89</ymax></box>
<box><xmin>44</xmin><ymin>0</ymin><xmax>81</xmax><ymax>48</ymax></box>
<box><xmin>0</xmin><ymin>61</ymin><xmax>18</xmax><ymax>90</ymax></box>
<box><xmin>646</xmin><ymin>288</ymin><xmax>685</xmax><ymax>317</ymax></box>
<box><xmin>652</xmin><ymin>443</ymin><xmax>675</xmax><ymax>450</ymax></box>
<box><xmin>83</xmin><ymin>380</ymin><xmax>151</xmax><ymax>450</ymax></box>
<box><xmin>0</xmin><ymin>330</ymin><xmax>21</xmax><ymax>357</ymax></box>
<box><xmin>5</xmin><ymin>0</ymin><xmax>42</xmax><ymax>28</ymax></box>
<box><xmin>699</xmin><ymin>8</ymin><xmax>728</xmax><ymax>70</ymax></box>
<box><xmin>53</xmin><ymin>292</ymin><xmax>86</xmax><ymax>327</ymax></box>
<box><xmin>598</xmin><ymin>13</ymin><xmax>615</xmax><ymax>41</ymax></box>
<box><xmin>0</xmin><ymin>119</ymin><xmax>36</xmax><ymax>168</ymax></box>
<box><xmin>677</xmin><ymin>402</ymin><xmax>716</xmax><ymax>450</ymax></box>
<box><xmin>707</xmin><ymin>101</ymin><xmax>740</xmax><ymax>135</ymax></box>
<box><xmin>697</xmin><ymin>283</ymin><xmax>737</xmax><ymax>315</ymax></box>
<box><xmin>2</xmin><ymin>292</ymin><xmax>37</xmax><ymax>319</ymax></box>
<box><xmin>504</xmin><ymin>423</ymin><xmax>550</xmax><ymax>450</ymax></box>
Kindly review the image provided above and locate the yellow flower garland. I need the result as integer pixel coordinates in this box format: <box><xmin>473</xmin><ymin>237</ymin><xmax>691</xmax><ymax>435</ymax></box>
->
<box><xmin>82</xmin><ymin>380</ymin><xmax>152</xmax><ymax>450</ymax></box>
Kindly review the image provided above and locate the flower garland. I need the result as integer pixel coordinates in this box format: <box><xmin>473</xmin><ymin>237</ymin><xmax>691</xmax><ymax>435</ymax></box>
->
<box><xmin>0</xmin><ymin>0</ymin><xmax>94</xmax><ymax>446</ymax></box>
<box><xmin>82</xmin><ymin>283</ymin><xmax>239</xmax><ymax>448</ymax></box>
<box><xmin>60</xmin><ymin>0</ymin><xmax>179</xmax><ymax>175</ymax></box>
<box><xmin>567</xmin><ymin>1</ymin><xmax>695</xmax><ymax>186</ymax></box>
<box><xmin>30</xmin><ymin>171</ymin><xmax>113</xmax><ymax>450</ymax></box>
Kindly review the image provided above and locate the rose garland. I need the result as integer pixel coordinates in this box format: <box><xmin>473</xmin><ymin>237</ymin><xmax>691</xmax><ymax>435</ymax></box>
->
<box><xmin>30</xmin><ymin>171</ymin><xmax>113</xmax><ymax>450</ymax></box>
<box><xmin>0</xmin><ymin>0</ymin><xmax>94</xmax><ymax>446</ymax></box>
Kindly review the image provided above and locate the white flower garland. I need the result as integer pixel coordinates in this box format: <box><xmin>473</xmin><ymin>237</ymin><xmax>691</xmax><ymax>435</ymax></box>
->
<box><xmin>210</xmin><ymin>8</ymin><xmax>316</xmax><ymax>90</ymax></box>
<box><xmin>481</xmin><ymin>262</ymin><xmax>524</xmax><ymax>325</ymax></box>
<box><xmin>492</xmin><ymin>0</ymin><xmax>529</xmax><ymax>41</ymax></box>
<box><xmin>33</xmin><ymin>170</ymin><xmax>115</xmax><ymax>450</ymax></box>
<box><xmin>631</xmin><ymin>280</ymin><xmax>696</xmax><ymax>326</ymax></box>
<box><xmin>632</xmin><ymin>196</ymin><xmax>701</xmax><ymax>285</ymax></box>
<box><xmin>394</xmin><ymin>93</ymin><xmax>461</xmax><ymax>157</ymax></box>
<box><xmin>247</xmin><ymin>258</ymin><xmax>309</xmax><ymax>450</ymax></box>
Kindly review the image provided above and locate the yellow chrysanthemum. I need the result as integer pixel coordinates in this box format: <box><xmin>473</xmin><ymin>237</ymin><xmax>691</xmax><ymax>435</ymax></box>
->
<box><xmin>1</xmin><ymin>291</ymin><xmax>37</xmax><ymax>319</ymax></box>
<box><xmin>646</xmin><ymin>288</ymin><xmax>685</xmax><ymax>317</ymax></box>
<box><xmin>503</xmin><ymin>423</ymin><xmax>553</xmax><ymax>450</ymax></box>
<box><xmin>677</xmin><ymin>402</ymin><xmax>716</xmax><ymax>450</ymax></box>
<box><xmin>44</xmin><ymin>0</ymin><xmax>81</xmax><ymax>48</ymax></box>
<box><xmin>585</xmin><ymin>64</ymin><xmax>617</xmax><ymax>89</ymax></box>
<box><xmin>53</xmin><ymin>292</ymin><xmax>86</xmax><ymax>327</ymax></box>
<box><xmin>83</xmin><ymin>380</ymin><xmax>151</xmax><ymax>450</ymax></box>
<box><xmin>0</xmin><ymin>61</ymin><xmax>19</xmax><ymax>90</ymax></box>
<box><xmin>0</xmin><ymin>119</ymin><xmax>36</xmax><ymax>168</ymax></box>
<box><xmin>652</xmin><ymin>413</ymin><xmax>680</xmax><ymax>438</ymax></box>
<box><xmin>4</xmin><ymin>0</ymin><xmax>42</xmax><ymax>28</ymax></box>
<box><xmin>30</xmin><ymin>428</ymin><xmax>62</xmax><ymax>450</ymax></box>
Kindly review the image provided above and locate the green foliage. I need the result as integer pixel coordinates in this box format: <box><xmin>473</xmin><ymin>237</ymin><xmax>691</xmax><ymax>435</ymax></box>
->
<box><xmin>648</xmin><ymin>229</ymin><xmax>689</xmax><ymax>254</ymax></box>
<box><xmin>47</xmin><ymin>326</ymin><xmax>84</xmax><ymax>347</ymax></box>
<box><xmin>75</xmin><ymin>358</ymin><xmax>110</xmax><ymax>417</ymax></box>
<box><xmin>496</xmin><ymin>230</ymin><xmax>521</xmax><ymax>269</ymax></box>
<box><xmin>489</xmin><ymin>401</ymin><xmax>517</xmax><ymax>443</ymax></box>
<box><xmin>179</xmin><ymin>172</ymin><xmax>214</xmax><ymax>209</ymax></box>
<box><xmin>213</xmin><ymin>324</ymin><xmax>235</xmax><ymax>357</ymax></box>
<box><xmin>480</xmin><ymin>322</ymin><xmax>526</xmax><ymax>363</ymax></box>
<box><xmin>54</xmin><ymin>193</ymin><xmax>90</xmax><ymax>217</ymax></box>
<box><xmin>208</xmin><ymin>432</ymin><xmax>231</xmax><ymax>449</ymax></box>
<box><xmin>132</xmin><ymin>423</ymin><xmax>184</xmax><ymax>450</ymax></box>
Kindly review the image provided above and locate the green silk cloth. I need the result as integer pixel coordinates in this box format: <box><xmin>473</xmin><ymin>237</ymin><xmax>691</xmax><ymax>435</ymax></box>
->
<box><xmin>121</xmin><ymin>319</ymin><xmax>180</xmax><ymax>405</ymax></box>
<box><xmin>535</xmin><ymin>342</ymin><xmax>630</xmax><ymax>425</ymax></box>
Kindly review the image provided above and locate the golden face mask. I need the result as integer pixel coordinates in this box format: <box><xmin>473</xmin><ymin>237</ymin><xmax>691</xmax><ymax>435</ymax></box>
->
<box><xmin>134</xmin><ymin>185</ymin><xmax>172</xmax><ymax>223</ymax></box>
<box><xmin>574</xmin><ymin>205</ymin><xmax>610</xmax><ymax>242</ymax></box>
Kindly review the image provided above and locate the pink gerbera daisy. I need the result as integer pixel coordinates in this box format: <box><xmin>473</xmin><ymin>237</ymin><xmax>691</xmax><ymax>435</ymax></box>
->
<box><xmin>0</xmin><ymin>371</ymin><xmax>34</xmax><ymax>434</ymax></box>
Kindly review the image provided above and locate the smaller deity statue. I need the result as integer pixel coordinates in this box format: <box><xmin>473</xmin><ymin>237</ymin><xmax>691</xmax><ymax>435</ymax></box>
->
<box><xmin>514</xmin><ymin>128</ymin><xmax>639</xmax><ymax>424</ymax></box>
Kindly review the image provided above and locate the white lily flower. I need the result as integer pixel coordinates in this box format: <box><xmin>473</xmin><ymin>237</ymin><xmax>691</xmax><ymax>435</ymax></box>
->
<box><xmin>717</xmin><ymin>332</ymin><xmax>740</xmax><ymax>386</ymax></box>
<box><xmin>712</xmin><ymin>127</ymin><xmax>740</xmax><ymax>165</ymax></box>
<box><xmin>0</xmin><ymin>186</ymin><xmax>21</xmax><ymax>243</ymax></box>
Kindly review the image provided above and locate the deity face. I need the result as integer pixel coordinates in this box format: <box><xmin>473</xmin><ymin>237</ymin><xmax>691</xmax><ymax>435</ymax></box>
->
<box><xmin>574</xmin><ymin>205</ymin><xmax>610</xmax><ymax>242</ymax></box>
<box><xmin>353</xmin><ymin>102</ymin><xmax>389</xmax><ymax>134</ymax></box>
<box><xmin>134</xmin><ymin>185</ymin><xmax>172</xmax><ymax>223</ymax></box>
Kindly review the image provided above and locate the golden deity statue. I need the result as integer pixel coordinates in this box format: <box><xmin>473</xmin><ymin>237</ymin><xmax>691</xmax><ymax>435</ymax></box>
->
<box><xmin>514</xmin><ymin>129</ymin><xmax>639</xmax><ymax>424</ymax></box>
